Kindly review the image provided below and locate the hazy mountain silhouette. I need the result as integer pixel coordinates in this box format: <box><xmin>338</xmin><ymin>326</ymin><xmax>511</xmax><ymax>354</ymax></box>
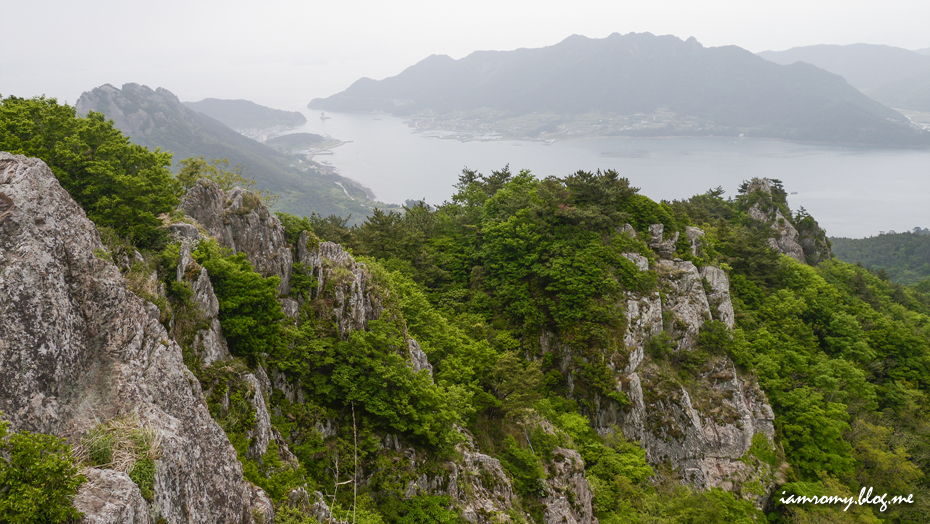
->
<box><xmin>759</xmin><ymin>43</ymin><xmax>930</xmax><ymax>111</ymax></box>
<box><xmin>310</xmin><ymin>33</ymin><xmax>928</xmax><ymax>146</ymax></box>
<box><xmin>184</xmin><ymin>98</ymin><xmax>306</xmax><ymax>130</ymax></box>
<box><xmin>77</xmin><ymin>83</ymin><xmax>378</xmax><ymax>219</ymax></box>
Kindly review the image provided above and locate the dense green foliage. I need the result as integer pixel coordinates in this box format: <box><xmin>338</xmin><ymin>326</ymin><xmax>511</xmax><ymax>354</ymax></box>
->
<box><xmin>149</xmin><ymin>166</ymin><xmax>930</xmax><ymax>523</ymax></box>
<box><xmin>0</xmin><ymin>95</ymin><xmax>181</xmax><ymax>247</ymax></box>
<box><xmin>831</xmin><ymin>228</ymin><xmax>930</xmax><ymax>285</ymax></box>
<box><xmin>0</xmin><ymin>417</ymin><xmax>84</xmax><ymax>524</ymax></box>
<box><xmin>191</xmin><ymin>240</ymin><xmax>288</xmax><ymax>360</ymax></box>
<box><xmin>177</xmin><ymin>156</ymin><xmax>255</xmax><ymax>191</ymax></box>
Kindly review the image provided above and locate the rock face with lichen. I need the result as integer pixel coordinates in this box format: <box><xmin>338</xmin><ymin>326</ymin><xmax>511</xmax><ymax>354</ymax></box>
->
<box><xmin>180</xmin><ymin>179</ymin><xmax>293</xmax><ymax>294</ymax></box>
<box><xmin>742</xmin><ymin>177</ymin><xmax>832</xmax><ymax>265</ymax></box>
<box><xmin>545</xmin><ymin>218</ymin><xmax>780</xmax><ymax>508</ymax></box>
<box><xmin>612</xmin><ymin>246</ymin><xmax>778</xmax><ymax>507</ymax></box>
<box><xmin>0</xmin><ymin>153</ymin><xmax>266</xmax><ymax>523</ymax></box>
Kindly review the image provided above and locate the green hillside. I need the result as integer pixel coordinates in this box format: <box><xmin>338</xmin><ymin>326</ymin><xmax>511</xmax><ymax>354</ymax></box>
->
<box><xmin>6</xmin><ymin>92</ymin><xmax>930</xmax><ymax>523</ymax></box>
<box><xmin>832</xmin><ymin>228</ymin><xmax>930</xmax><ymax>285</ymax></box>
<box><xmin>75</xmin><ymin>83</ymin><xmax>381</xmax><ymax>222</ymax></box>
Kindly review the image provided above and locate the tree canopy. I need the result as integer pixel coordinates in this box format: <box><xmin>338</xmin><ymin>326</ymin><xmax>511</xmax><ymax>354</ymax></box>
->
<box><xmin>0</xmin><ymin>95</ymin><xmax>181</xmax><ymax>247</ymax></box>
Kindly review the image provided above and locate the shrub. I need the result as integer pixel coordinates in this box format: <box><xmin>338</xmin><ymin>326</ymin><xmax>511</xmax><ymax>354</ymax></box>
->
<box><xmin>0</xmin><ymin>417</ymin><xmax>85</xmax><ymax>523</ymax></box>
<box><xmin>0</xmin><ymin>96</ymin><xmax>181</xmax><ymax>248</ymax></box>
<box><xmin>192</xmin><ymin>239</ymin><xmax>288</xmax><ymax>360</ymax></box>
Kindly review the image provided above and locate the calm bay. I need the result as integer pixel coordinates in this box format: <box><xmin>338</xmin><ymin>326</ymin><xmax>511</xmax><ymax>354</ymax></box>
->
<box><xmin>289</xmin><ymin>111</ymin><xmax>930</xmax><ymax>238</ymax></box>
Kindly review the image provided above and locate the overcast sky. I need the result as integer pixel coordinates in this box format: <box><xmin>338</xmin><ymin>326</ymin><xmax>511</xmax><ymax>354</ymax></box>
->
<box><xmin>3</xmin><ymin>0</ymin><xmax>929</xmax><ymax>110</ymax></box>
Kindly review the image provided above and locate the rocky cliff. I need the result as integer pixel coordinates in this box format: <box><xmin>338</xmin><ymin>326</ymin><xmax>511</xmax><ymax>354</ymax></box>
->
<box><xmin>743</xmin><ymin>177</ymin><xmax>832</xmax><ymax>265</ymax></box>
<box><xmin>171</xmin><ymin>180</ymin><xmax>576</xmax><ymax>523</ymax></box>
<box><xmin>0</xmin><ymin>153</ymin><xmax>266</xmax><ymax>523</ymax></box>
<box><xmin>1</xmin><ymin>154</ymin><xmax>792</xmax><ymax>521</ymax></box>
<box><xmin>547</xmin><ymin>224</ymin><xmax>780</xmax><ymax>507</ymax></box>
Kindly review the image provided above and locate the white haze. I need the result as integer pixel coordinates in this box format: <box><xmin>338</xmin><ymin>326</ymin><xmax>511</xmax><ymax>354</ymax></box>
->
<box><xmin>2</xmin><ymin>0</ymin><xmax>929</xmax><ymax>110</ymax></box>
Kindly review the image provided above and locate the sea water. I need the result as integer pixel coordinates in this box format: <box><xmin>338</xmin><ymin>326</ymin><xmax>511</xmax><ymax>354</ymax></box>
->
<box><xmin>291</xmin><ymin>111</ymin><xmax>930</xmax><ymax>238</ymax></box>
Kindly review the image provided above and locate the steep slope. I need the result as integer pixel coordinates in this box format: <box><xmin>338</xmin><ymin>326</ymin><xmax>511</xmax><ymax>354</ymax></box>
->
<box><xmin>169</xmin><ymin>178</ymin><xmax>777</xmax><ymax>520</ymax></box>
<box><xmin>75</xmin><ymin>83</ymin><xmax>377</xmax><ymax>221</ymax></box>
<box><xmin>183</xmin><ymin>98</ymin><xmax>306</xmax><ymax>131</ymax></box>
<box><xmin>759</xmin><ymin>43</ymin><xmax>930</xmax><ymax>111</ymax></box>
<box><xmin>0</xmin><ymin>153</ymin><xmax>266</xmax><ymax>523</ymax></box>
<box><xmin>310</xmin><ymin>32</ymin><xmax>928</xmax><ymax>146</ymax></box>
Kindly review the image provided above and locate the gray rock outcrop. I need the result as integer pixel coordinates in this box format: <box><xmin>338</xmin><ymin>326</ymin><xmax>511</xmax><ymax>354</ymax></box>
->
<box><xmin>0</xmin><ymin>154</ymin><xmax>263</xmax><ymax>523</ymax></box>
<box><xmin>180</xmin><ymin>179</ymin><xmax>293</xmax><ymax>294</ymax></box>
<box><xmin>656</xmin><ymin>259</ymin><xmax>711</xmax><ymax>351</ymax></box>
<box><xmin>745</xmin><ymin>178</ymin><xmax>806</xmax><ymax>263</ymax></box>
<box><xmin>73</xmin><ymin>468</ymin><xmax>152</xmax><ymax>524</ymax></box>
<box><xmin>594</xmin><ymin>243</ymin><xmax>778</xmax><ymax>504</ymax></box>
<box><xmin>450</xmin><ymin>446</ymin><xmax>516</xmax><ymax>523</ymax></box>
<box><xmin>542</xmin><ymin>448</ymin><xmax>595</xmax><ymax>524</ymax></box>
<box><xmin>174</xmin><ymin>240</ymin><xmax>231</xmax><ymax>366</ymax></box>
<box><xmin>700</xmin><ymin>266</ymin><xmax>735</xmax><ymax>328</ymax></box>
<box><xmin>648</xmin><ymin>223</ymin><xmax>679</xmax><ymax>259</ymax></box>
<box><xmin>408</xmin><ymin>338</ymin><xmax>434</xmax><ymax>377</ymax></box>
<box><xmin>297</xmin><ymin>233</ymin><xmax>384</xmax><ymax>338</ymax></box>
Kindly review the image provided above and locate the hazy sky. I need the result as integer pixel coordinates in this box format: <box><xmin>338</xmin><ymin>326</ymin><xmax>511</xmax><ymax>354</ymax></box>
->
<box><xmin>3</xmin><ymin>0</ymin><xmax>929</xmax><ymax>110</ymax></box>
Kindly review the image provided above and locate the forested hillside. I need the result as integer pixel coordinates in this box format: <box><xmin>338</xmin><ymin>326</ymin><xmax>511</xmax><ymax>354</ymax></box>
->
<box><xmin>832</xmin><ymin>229</ymin><xmax>930</xmax><ymax>285</ymax></box>
<box><xmin>74</xmin><ymin>84</ymin><xmax>380</xmax><ymax>221</ymax></box>
<box><xmin>3</xmin><ymin>97</ymin><xmax>930</xmax><ymax>524</ymax></box>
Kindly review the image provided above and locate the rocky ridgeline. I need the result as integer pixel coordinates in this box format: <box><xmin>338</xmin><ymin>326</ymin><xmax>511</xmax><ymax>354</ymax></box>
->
<box><xmin>744</xmin><ymin>178</ymin><xmax>832</xmax><ymax>265</ymax></box>
<box><xmin>75</xmin><ymin>83</ymin><xmax>194</xmax><ymax>142</ymax></box>
<box><xmin>172</xmin><ymin>179</ymin><xmax>572</xmax><ymax>523</ymax></box>
<box><xmin>1</xmin><ymin>157</ymin><xmax>813</xmax><ymax>521</ymax></box>
<box><xmin>0</xmin><ymin>153</ymin><xmax>263</xmax><ymax>523</ymax></box>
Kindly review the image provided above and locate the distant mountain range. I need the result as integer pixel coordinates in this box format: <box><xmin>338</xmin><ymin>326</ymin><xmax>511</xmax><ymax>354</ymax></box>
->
<box><xmin>759</xmin><ymin>44</ymin><xmax>930</xmax><ymax>112</ymax></box>
<box><xmin>76</xmin><ymin>83</ymin><xmax>379</xmax><ymax>220</ymax></box>
<box><xmin>183</xmin><ymin>98</ymin><xmax>306</xmax><ymax>130</ymax></box>
<box><xmin>309</xmin><ymin>32</ymin><xmax>929</xmax><ymax>146</ymax></box>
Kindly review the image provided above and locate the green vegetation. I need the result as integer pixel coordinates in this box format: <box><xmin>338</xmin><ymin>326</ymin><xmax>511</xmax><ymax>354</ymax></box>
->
<box><xmin>77</xmin><ymin>83</ymin><xmax>383</xmax><ymax>221</ymax></box>
<box><xmin>0</xmin><ymin>416</ymin><xmax>85</xmax><ymax>524</ymax></box>
<box><xmin>0</xmin><ymin>95</ymin><xmax>181</xmax><ymax>247</ymax></box>
<box><xmin>177</xmin><ymin>156</ymin><xmax>256</xmax><ymax>191</ymax></box>
<box><xmin>264</xmin><ymin>133</ymin><xmax>327</xmax><ymax>154</ymax></box>
<box><xmin>250</xmin><ymin>169</ymin><xmax>928</xmax><ymax>522</ymax></box>
<box><xmin>9</xmin><ymin>123</ymin><xmax>928</xmax><ymax>522</ymax></box>
<box><xmin>192</xmin><ymin>239</ymin><xmax>288</xmax><ymax>361</ymax></box>
<box><xmin>77</xmin><ymin>415</ymin><xmax>160</xmax><ymax>502</ymax></box>
<box><xmin>831</xmin><ymin>228</ymin><xmax>930</xmax><ymax>285</ymax></box>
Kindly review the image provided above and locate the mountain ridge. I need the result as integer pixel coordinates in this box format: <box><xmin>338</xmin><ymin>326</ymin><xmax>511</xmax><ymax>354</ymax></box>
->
<box><xmin>76</xmin><ymin>83</ymin><xmax>381</xmax><ymax>221</ymax></box>
<box><xmin>758</xmin><ymin>43</ymin><xmax>930</xmax><ymax>112</ymax></box>
<box><xmin>310</xmin><ymin>32</ymin><xmax>929</xmax><ymax>146</ymax></box>
<box><xmin>183</xmin><ymin>98</ymin><xmax>306</xmax><ymax>131</ymax></box>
